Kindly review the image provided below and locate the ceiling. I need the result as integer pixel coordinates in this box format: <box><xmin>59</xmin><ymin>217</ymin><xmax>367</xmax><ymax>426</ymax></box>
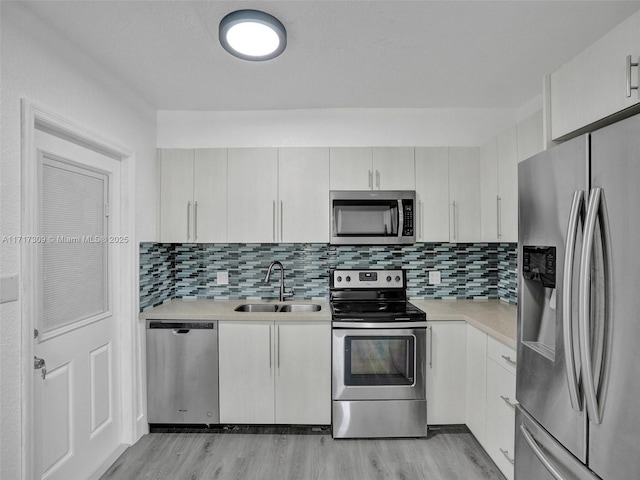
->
<box><xmin>16</xmin><ymin>0</ymin><xmax>640</xmax><ymax>112</ymax></box>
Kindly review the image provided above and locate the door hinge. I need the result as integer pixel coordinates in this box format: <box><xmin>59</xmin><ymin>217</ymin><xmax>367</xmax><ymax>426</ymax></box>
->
<box><xmin>34</xmin><ymin>328</ymin><xmax>39</xmax><ymax>339</ymax></box>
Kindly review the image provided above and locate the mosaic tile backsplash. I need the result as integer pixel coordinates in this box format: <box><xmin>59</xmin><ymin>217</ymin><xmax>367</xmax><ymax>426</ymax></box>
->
<box><xmin>140</xmin><ymin>242</ymin><xmax>518</xmax><ymax>311</ymax></box>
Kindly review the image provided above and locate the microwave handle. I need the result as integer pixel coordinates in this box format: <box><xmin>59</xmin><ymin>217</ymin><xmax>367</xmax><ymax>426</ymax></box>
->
<box><xmin>398</xmin><ymin>199</ymin><xmax>404</xmax><ymax>236</ymax></box>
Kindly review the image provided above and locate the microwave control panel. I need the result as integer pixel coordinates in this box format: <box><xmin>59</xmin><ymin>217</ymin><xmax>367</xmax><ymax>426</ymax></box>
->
<box><xmin>402</xmin><ymin>200</ymin><xmax>414</xmax><ymax>236</ymax></box>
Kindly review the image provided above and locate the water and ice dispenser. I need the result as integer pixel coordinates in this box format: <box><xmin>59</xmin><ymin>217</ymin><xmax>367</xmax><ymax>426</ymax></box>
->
<box><xmin>521</xmin><ymin>246</ymin><xmax>557</xmax><ymax>359</ymax></box>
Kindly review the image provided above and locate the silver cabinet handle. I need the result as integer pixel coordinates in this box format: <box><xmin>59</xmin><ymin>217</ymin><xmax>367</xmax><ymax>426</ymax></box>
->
<box><xmin>277</xmin><ymin>324</ymin><xmax>280</xmax><ymax>370</ymax></box>
<box><xmin>419</xmin><ymin>200</ymin><xmax>424</xmax><ymax>240</ymax></box>
<box><xmin>269</xmin><ymin>324</ymin><xmax>273</xmax><ymax>371</ymax></box>
<box><xmin>579</xmin><ymin>187</ymin><xmax>611</xmax><ymax>425</ymax></box>
<box><xmin>626</xmin><ymin>55</ymin><xmax>639</xmax><ymax>98</ymax></box>
<box><xmin>501</xmin><ymin>354</ymin><xmax>516</xmax><ymax>367</ymax></box>
<box><xmin>562</xmin><ymin>190</ymin><xmax>584</xmax><ymax>412</ymax></box>
<box><xmin>194</xmin><ymin>201</ymin><xmax>198</xmax><ymax>241</ymax></box>
<box><xmin>520</xmin><ymin>424</ymin><xmax>567</xmax><ymax>480</ymax></box>
<box><xmin>186</xmin><ymin>201</ymin><xmax>191</xmax><ymax>241</ymax></box>
<box><xmin>500</xmin><ymin>395</ymin><xmax>518</xmax><ymax>410</ymax></box>
<box><xmin>34</xmin><ymin>356</ymin><xmax>47</xmax><ymax>380</ymax></box>
<box><xmin>376</xmin><ymin>170</ymin><xmax>380</xmax><ymax>189</ymax></box>
<box><xmin>496</xmin><ymin>195</ymin><xmax>502</xmax><ymax>239</ymax></box>
<box><xmin>368</xmin><ymin>170</ymin><xmax>373</xmax><ymax>189</ymax></box>
<box><xmin>451</xmin><ymin>201</ymin><xmax>457</xmax><ymax>240</ymax></box>
<box><xmin>280</xmin><ymin>201</ymin><xmax>284</xmax><ymax>242</ymax></box>
<box><xmin>272</xmin><ymin>201</ymin><xmax>276</xmax><ymax>242</ymax></box>
<box><xmin>500</xmin><ymin>448</ymin><xmax>515</xmax><ymax>465</ymax></box>
<box><xmin>428</xmin><ymin>325</ymin><xmax>433</xmax><ymax>368</ymax></box>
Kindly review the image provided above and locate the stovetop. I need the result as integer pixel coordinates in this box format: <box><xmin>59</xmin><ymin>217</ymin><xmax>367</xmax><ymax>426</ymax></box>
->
<box><xmin>329</xmin><ymin>268</ymin><xmax>426</xmax><ymax>323</ymax></box>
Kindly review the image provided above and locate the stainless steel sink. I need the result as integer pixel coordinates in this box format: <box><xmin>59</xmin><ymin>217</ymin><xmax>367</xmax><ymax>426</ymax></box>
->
<box><xmin>234</xmin><ymin>303</ymin><xmax>321</xmax><ymax>313</ymax></box>
<box><xmin>234</xmin><ymin>304</ymin><xmax>279</xmax><ymax>312</ymax></box>
<box><xmin>278</xmin><ymin>304</ymin><xmax>321</xmax><ymax>313</ymax></box>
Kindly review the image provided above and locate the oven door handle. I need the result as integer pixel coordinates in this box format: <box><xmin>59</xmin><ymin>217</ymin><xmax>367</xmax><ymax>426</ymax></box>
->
<box><xmin>332</xmin><ymin>321</ymin><xmax>428</xmax><ymax>329</ymax></box>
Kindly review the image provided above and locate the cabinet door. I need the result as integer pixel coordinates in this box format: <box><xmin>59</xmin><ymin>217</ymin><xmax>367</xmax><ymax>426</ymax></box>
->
<box><xmin>158</xmin><ymin>149</ymin><xmax>194</xmax><ymax>243</ymax></box>
<box><xmin>465</xmin><ymin>324</ymin><xmax>487</xmax><ymax>445</ymax></box>
<box><xmin>278</xmin><ymin>148</ymin><xmax>330</xmax><ymax>243</ymax></box>
<box><xmin>227</xmin><ymin>148</ymin><xmax>279</xmax><ymax>243</ymax></box>
<box><xmin>449</xmin><ymin>148</ymin><xmax>481</xmax><ymax>242</ymax></box>
<box><xmin>372</xmin><ymin>147</ymin><xmax>415</xmax><ymax>190</ymax></box>
<box><xmin>218</xmin><ymin>321</ymin><xmax>275</xmax><ymax>423</ymax></box>
<box><xmin>329</xmin><ymin>147</ymin><xmax>373</xmax><ymax>190</ymax></box>
<box><xmin>516</xmin><ymin>110</ymin><xmax>544</xmax><ymax>163</ymax></box>
<box><xmin>496</xmin><ymin>126</ymin><xmax>518</xmax><ymax>242</ymax></box>
<box><xmin>550</xmin><ymin>10</ymin><xmax>640</xmax><ymax>140</ymax></box>
<box><xmin>426</xmin><ymin>321</ymin><xmax>466</xmax><ymax>424</ymax></box>
<box><xmin>415</xmin><ymin>147</ymin><xmax>450</xmax><ymax>242</ymax></box>
<box><xmin>479</xmin><ymin>139</ymin><xmax>499</xmax><ymax>242</ymax></box>
<box><xmin>275</xmin><ymin>322</ymin><xmax>331</xmax><ymax>425</ymax></box>
<box><xmin>193</xmin><ymin>149</ymin><xmax>227</xmax><ymax>243</ymax></box>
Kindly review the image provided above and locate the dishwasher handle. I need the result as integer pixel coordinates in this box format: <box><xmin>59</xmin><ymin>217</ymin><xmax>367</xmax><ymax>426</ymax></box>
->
<box><xmin>147</xmin><ymin>321</ymin><xmax>216</xmax><ymax>330</ymax></box>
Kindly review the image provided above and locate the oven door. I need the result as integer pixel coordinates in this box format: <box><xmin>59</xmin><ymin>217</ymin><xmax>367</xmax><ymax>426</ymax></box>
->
<box><xmin>332</xmin><ymin>326</ymin><xmax>426</xmax><ymax>401</ymax></box>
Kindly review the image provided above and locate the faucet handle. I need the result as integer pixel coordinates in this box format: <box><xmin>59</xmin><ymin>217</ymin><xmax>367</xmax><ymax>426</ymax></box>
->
<box><xmin>282</xmin><ymin>288</ymin><xmax>294</xmax><ymax>300</ymax></box>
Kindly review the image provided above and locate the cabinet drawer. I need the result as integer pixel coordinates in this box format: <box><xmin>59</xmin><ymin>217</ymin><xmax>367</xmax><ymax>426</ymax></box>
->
<box><xmin>487</xmin><ymin>336</ymin><xmax>517</xmax><ymax>374</ymax></box>
<box><xmin>486</xmin><ymin>405</ymin><xmax>515</xmax><ymax>480</ymax></box>
<box><xmin>486</xmin><ymin>358</ymin><xmax>517</xmax><ymax>422</ymax></box>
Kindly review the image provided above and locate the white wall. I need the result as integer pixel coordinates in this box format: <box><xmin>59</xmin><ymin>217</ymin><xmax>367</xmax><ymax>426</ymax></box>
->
<box><xmin>157</xmin><ymin>107</ymin><xmax>521</xmax><ymax>148</ymax></box>
<box><xmin>0</xmin><ymin>3</ymin><xmax>157</xmax><ymax>479</ymax></box>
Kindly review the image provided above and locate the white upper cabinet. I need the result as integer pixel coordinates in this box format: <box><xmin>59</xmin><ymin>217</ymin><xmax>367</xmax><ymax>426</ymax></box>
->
<box><xmin>278</xmin><ymin>147</ymin><xmax>330</xmax><ymax>243</ymax></box>
<box><xmin>329</xmin><ymin>147</ymin><xmax>373</xmax><ymax>190</ymax></box>
<box><xmin>480</xmin><ymin>127</ymin><xmax>518</xmax><ymax>243</ymax></box>
<box><xmin>415</xmin><ymin>147</ymin><xmax>450</xmax><ymax>242</ymax></box>
<box><xmin>227</xmin><ymin>148</ymin><xmax>279</xmax><ymax>243</ymax></box>
<box><xmin>330</xmin><ymin>147</ymin><xmax>415</xmax><ymax>190</ymax></box>
<box><xmin>372</xmin><ymin>147</ymin><xmax>415</xmax><ymax>190</ymax></box>
<box><xmin>158</xmin><ymin>148</ymin><xmax>227</xmax><ymax>243</ymax></box>
<box><xmin>549</xmin><ymin>10</ymin><xmax>640</xmax><ymax>140</ymax></box>
<box><xmin>449</xmin><ymin>147</ymin><xmax>481</xmax><ymax>243</ymax></box>
<box><xmin>516</xmin><ymin>110</ymin><xmax>544</xmax><ymax>163</ymax></box>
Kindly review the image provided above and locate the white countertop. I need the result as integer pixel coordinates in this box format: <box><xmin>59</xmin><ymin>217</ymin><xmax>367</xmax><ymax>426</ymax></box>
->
<box><xmin>411</xmin><ymin>299</ymin><xmax>517</xmax><ymax>350</ymax></box>
<box><xmin>140</xmin><ymin>298</ymin><xmax>517</xmax><ymax>349</ymax></box>
<box><xmin>139</xmin><ymin>298</ymin><xmax>332</xmax><ymax>322</ymax></box>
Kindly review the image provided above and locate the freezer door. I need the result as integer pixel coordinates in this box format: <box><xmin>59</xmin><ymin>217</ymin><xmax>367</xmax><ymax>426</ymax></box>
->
<box><xmin>587</xmin><ymin>112</ymin><xmax>640</xmax><ymax>480</ymax></box>
<box><xmin>517</xmin><ymin>136</ymin><xmax>587</xmax><ymax>462</ymax></box>
<box><xmin>515</xmin><ymin>406</ymin><xmax>599</xmax><ymax>480</ymax></box>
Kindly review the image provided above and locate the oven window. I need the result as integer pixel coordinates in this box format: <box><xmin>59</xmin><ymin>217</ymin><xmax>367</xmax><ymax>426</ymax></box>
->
<box><xmin>344</xmin><ymin>335</ymin><xmax>415</xmax><ymax>386</ymax></box>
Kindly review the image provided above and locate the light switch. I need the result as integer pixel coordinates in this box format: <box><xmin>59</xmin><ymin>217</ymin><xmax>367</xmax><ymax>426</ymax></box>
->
<box><xmin>216</xmin><ymin>271</ymin><xmax>229</xmax><ymax>285</ymax></box>
<box><xmin>1</xmin><ymin>275</ymin><xmax>19</xmax><ymax>303</ymax></box>
<box><xmin>428</xmin><ymin>271</ymin><xmax>441</xmax><ymax>285</ymax></box>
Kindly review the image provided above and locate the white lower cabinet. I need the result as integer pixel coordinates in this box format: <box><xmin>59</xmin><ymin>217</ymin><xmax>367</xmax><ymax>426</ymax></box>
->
<box><xmin>463</xmin><ymin>325</ymin><xmax>516</xmax><ymax>480</ymax></box>
<box><xmin>426</xmin><ymin>321</ymin><xmax>467</xmax><ymax>424</ymax></box>
<box><xmin>218</xmin><ymin>321</ymin><xmax>331</xmax><ymax>425</ymax></box>
<box><xmin>465</xmin><ymin>324</ymin><xmax>487</xmax><ymax>444</ymax></box>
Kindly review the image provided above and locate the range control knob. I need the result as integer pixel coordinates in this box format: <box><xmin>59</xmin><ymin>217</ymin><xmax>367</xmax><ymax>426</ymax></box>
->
<box><xmin>395</xmin><ymin>275</ymin><xmax>401</xmax><ymax>283</ymax></box>
<box><xmin>337</xmin><ymin>276</ymin><xmax>342</xmax><ymax>283</ymax></box>
<box><xmin>346</xmin><ymin>276</ymin><xmax>351</xmax><ymax>282</ymax></box>
<box><xmin>386</xmin><ymin>276</ymin><xmax>392</xmax><ymax>282</ymax></box>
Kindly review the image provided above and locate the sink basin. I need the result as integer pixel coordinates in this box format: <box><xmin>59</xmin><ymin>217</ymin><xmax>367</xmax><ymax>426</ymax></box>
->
<box><xmin>278</xmin><ymin>304</ymin><xmax>321</xmax><ymax>313</ymax></box>
<box><xmin>234</xmin><ymin>304</ymin><xmax>279</xmax><ymax>312</ymax></box>
<box><xmin>234</xmin><ymin>303</ymin><xmax>321</xmax><ymax>313</ymax></box>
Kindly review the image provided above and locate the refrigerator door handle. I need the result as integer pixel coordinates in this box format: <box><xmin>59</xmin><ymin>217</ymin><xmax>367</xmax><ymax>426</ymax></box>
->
<box><xmin>520</xmin><ymin>424</ymin><xmax>568</xmax><ymax>480</ymax></box>
<box><xmin>579</xmin><ymin>187</ymin><xmax>610</xmax><ymax>425</ymax></box>
<box><xmin>562</xmin><ymin>189</ymin><xmax>584</xmax><ymax>412</ymax></box>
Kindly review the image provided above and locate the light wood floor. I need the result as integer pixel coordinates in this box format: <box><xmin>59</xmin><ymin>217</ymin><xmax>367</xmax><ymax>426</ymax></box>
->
<box><xmin>100</xmin><ymin>426</ymin><xmax>506</xmax><ymax>480</ymax></box>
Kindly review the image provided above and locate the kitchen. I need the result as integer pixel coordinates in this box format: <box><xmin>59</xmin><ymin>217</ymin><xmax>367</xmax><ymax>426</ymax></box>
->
<box><xmin>2</xmin><ymin>2</ymin><xmax>640</xmax><ymax>480</ymax></box>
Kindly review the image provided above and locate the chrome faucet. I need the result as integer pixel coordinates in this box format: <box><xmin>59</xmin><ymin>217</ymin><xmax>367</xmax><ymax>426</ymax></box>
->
<box><xmin>264</xmin><ymin>261</ymin><xmax>293</xmax><ymax>301</ymax></box>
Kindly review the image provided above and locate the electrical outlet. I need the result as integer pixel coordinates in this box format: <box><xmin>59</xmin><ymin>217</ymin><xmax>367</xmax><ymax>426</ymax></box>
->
<box><xmin>428</xmin><ymin>271</ymin><xmax>441</xmax><ymax>285</ymax></box>
<box><xmin>217</xmin><ymin>271</ymin><xmax>229</xmax><ymax>285</ymax></box>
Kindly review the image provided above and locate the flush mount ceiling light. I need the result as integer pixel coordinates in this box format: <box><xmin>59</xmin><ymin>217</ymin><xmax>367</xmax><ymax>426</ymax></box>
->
<box><xmin>219</xmin><ymin>9</ymin><xmax>287</xmax><ymax>61</ymax></box>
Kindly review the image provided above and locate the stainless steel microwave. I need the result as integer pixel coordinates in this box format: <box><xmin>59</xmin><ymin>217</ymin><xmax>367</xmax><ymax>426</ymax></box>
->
<box><xmin>330</xmin><ymin>190</ymin><xmax>416</xmax><ymax>245</ymax></box>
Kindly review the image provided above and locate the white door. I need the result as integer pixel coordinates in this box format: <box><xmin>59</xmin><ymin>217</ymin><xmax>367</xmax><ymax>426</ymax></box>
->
<box><xmin>33</xmin><ymin>129</ymin><xmax>122</xmax><ymax>480</ymax></box>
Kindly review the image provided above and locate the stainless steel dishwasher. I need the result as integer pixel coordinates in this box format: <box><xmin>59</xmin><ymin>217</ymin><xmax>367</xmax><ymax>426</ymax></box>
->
<box><xmin>146</xmin><ymin>320</ymin><xmax>219</xmax><ymax>425</ymax></box>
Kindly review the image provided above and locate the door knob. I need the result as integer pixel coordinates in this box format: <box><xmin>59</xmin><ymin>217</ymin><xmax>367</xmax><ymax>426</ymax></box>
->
<box><xmin>34</xmin><ymin>356</ymin><xmax>47</xmax><ymax>380</ymax></box>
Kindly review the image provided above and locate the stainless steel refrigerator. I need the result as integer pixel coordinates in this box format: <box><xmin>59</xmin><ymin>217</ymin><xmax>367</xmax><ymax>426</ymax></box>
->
<box><xmin>516</xmin><ymin>112</ymin><xmax>640</xmax><ymax>480</ymax></box>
